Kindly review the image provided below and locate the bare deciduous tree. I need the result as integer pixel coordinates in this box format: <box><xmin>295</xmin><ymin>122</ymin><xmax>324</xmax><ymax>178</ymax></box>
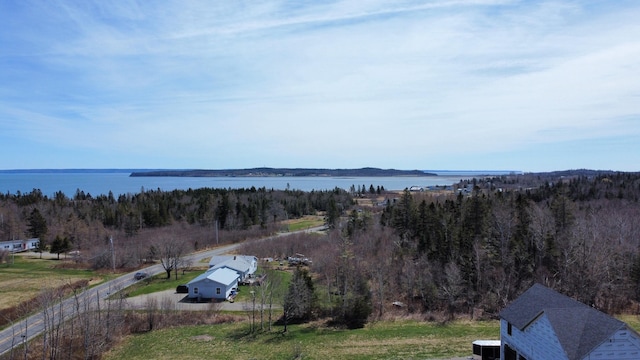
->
<box><xmin>155</xmin><ymin>234</ymin><xmax>186</xmax><ymax>279</ymax></box>
<box><xmin>440</xmin><ymin>262</ymin><xmax>463</xmax><ymax>322</ymax></box>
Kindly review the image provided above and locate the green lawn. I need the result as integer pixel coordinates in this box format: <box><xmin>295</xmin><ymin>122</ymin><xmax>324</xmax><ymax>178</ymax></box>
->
<box><xmin>105</xmin><ymin>319</ymin><xmax>499</xmax><ymax>360</ymax></box>
<box><xmin>284</xmin><ymin>216</ymin><xmax>325</xmax><ymax>232</ymax></box>
<box><xmin>232</xmin><ymin>268</ymin><xmax>291</xmax><ymax>303</ymax></box>
<box><xmin>124</xmin><ymin>268</ymin><xmax>206</xmax><ymax>297</ymax></box>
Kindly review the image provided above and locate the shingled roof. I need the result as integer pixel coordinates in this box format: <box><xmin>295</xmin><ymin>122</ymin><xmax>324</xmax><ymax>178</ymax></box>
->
<box><xmin>500</xmin><ymin>284</ymin><xmax>627</xmax><ymax>360</ymax></box>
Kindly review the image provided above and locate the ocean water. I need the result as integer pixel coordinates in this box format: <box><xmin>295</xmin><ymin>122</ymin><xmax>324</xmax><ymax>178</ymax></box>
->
<box><xmin>0</xmin><ymin>171</ymin><xmax>479</xmax><ymax>197</ymax></box>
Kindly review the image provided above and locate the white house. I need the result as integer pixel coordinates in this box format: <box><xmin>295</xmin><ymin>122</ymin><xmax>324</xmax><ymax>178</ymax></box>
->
<box><xmin>186</xmin><ymin>267</ymin><xmax>239</xmax><ymax>300</ymax></box>
<box><xmin>500</xmin><ymin>283</ymin><xmax>640</xmax><ymax>360</ymax></box>
<box><xmin>0</xmin><ymin>238</ymin><xmax>39</xmax><ymax>253</ymax></box>
<box><xmin>208</xmin><ymin>255</ymin><xmax>258</xmax><ymax>282</ymax></box>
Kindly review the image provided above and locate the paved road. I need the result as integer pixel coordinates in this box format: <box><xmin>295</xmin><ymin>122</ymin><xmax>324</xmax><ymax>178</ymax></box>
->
<box><xmin>0</xmin><ymin>243</ymin><xmax>242</xmax><ymax>356</ymax></box>
<box><xmin>0</xmin><ymin>226</ymin><xmax>326</xmax><ymax>357</ymax></box>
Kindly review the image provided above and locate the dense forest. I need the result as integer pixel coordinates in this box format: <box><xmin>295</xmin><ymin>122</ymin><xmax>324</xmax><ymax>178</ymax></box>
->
<box><xmin>0</xmin><ymin>186</ymin><xmax>352</xmax><ymax>269</ymax></box>
<box><xmin>376</xmin><ymin>171</ymin><xmax>640</xmax><ymax>316</ymax></box>
<box><xmin>2</xmin><ymin>171</ymin><xmax>640</xmax><ymax>321</ymax></box>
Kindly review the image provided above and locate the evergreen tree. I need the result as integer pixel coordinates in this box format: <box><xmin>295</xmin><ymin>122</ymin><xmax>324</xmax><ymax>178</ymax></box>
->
<box><xmin>325</xmin><ymin>196</ymin><xmax>340</xmax><ymax>229</ymax></box>
<box><xmin>631</xmin><ymin>254</ymin><xmax>640</xmax><ymax>301</ymax></box>
<box><xmin>416</xmin><ymin>200</ymin><xmax>430</xmax><ymax>254</ymax></box>
<box><xmin>49</xmin><ymin>235</ymin><xmax>71</xmax><ymax>260</ymax></box>
<box><xmin>341</xmin><ymin>272</ymin><xmax>372</xmax><ymax>329</ymax></box>
<box><xmin>283</xmin><ymin>267</ymin><xmax>315</xmax><ymax>331</ymax></box>
<box><xmin>27</xmin><ymin>208</ymin><xmax>47</xmax><ymax>239</ymax></box>
<box><xmin>391</xmin><ymin>189</ymin><xmax>416</xmax><ymax>246</ymax></box>
<box><xmin>551</xmin><ymin>188</ymin><xmax>575</xmax><ymax>235</ymax></box>
<box><xmin>216</xmin><ymin>191</ymin><xmax>230</xmax><ymax>229</ymax></box>
<box><xmin>35</xmin><ymin>237</ymin><xmax>47</xmax><ymax>259</ymax></box>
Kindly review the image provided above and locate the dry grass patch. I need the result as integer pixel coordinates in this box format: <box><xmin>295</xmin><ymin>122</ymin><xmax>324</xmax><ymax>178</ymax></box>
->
<box><xmin>0</xmin><ymin>257</ymin><xmax>100</xmax><ymax>309</ymax></box>
<box><xmin>190</xmin><ymin>334</ymin><xmax>214</xmax><ymax>341</ymax></box>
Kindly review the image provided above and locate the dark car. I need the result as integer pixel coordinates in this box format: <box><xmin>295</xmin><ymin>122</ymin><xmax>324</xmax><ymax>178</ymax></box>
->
<box><xmin>134</xmin><ymin>271</ymin><xmax>148</xmax><ymax>280</ymax></box>
<box><xmin>176</xmin><ymin>284</ymin><xmax>188</xmax><ymax>293</ymax></box>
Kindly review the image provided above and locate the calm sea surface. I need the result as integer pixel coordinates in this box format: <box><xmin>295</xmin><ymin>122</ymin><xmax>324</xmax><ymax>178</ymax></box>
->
<box><xmin>0</xmin><ymin>172</ymin><xmax>475</xmax><ymax>197</ymax></box>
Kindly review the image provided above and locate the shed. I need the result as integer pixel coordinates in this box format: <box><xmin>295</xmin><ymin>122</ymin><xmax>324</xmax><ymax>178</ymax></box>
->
<box><xmin>472</xmin><ymin>340</ymin><xmax>500</xmax><ymax>360</ymax></box>
<box><xmin>500</xmin><ymin>283</ymin><xmax>640</xmax><ymax>360</ymax></box>
<box><xmin>186</xmin><ymin>267</ymin><xmax>239</xmax><ymax>300</ymax></box>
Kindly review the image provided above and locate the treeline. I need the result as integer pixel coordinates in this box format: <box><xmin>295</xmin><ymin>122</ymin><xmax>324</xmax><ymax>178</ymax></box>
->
<box><xmin>0</xmin><ymin>186</ymin><xmax>353</xmax><ymax>268</ymax></box>
<box><xmin>4</xmin><ymin>171</ymin><xmax>640</xmax><ymax>321</ymax></box>
<box><xmin>381</xmin><ymin>172</ymin><xmax>640</xmax><ymax>315</ymax></box>
<box><xmin>244</xmin><ymin>172</ymin><xmax>640</xmax><ymax>323</ymax></box>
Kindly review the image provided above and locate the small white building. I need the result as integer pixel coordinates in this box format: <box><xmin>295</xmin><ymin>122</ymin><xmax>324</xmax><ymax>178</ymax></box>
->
<box><xmin>500</xmin><ymin>283</ymin><xmax>640</xmax><ymax>360</ymax></box>
<box><xmin>187</xmin><ymin>267</ymin><xmax>239</xmax><ymax>300</ymax></box>
<box><xmin>472</xmin><ymin>340</ymin><xmax>500</xmax><ymax>360</ymax></box>
<box><xmin>0</xmin><ymin>238</ymin><xmax>39</xmax><ymax>253</ymax></box>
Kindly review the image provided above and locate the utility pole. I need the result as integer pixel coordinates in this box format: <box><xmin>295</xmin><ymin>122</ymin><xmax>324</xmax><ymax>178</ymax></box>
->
<box><xmin>215</xmin><ymin>220</ymin><xmax>219</xmax><ymax>245</ymax></box>
<box><xmin>109</xmin><ymin>236</ymin><xmax>115</xmax><ymax>272</ymax></box>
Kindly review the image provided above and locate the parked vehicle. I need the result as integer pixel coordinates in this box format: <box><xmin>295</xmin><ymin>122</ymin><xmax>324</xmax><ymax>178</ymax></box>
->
<box><xmin>227</xmin><ymin>289</ymin><xmax>238</xmax><ymax>302</ymax></box>
<box><xmin>176</xmin><ymin>284</ymin><xmax>188</xmax><ymax>293</ymax></box>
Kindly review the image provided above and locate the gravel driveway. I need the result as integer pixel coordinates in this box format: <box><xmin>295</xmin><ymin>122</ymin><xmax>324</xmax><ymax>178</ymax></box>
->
<box><xmin>122</xmin><ymin>289</ymin><xmax>276</xmax><ymax>312</ymax></box>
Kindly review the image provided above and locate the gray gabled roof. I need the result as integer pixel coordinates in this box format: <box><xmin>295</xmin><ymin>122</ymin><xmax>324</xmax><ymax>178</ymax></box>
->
<box><xmin>209</xmin><ymin>255</ymin><xmax>256</xmax><ymax>272</ymax></box>
<box><xmin>188</xmin><ymin>267</ymin><xmax>239</xmax><ymax>287</ymax></box>
<box><xmin>212</xmin><ymin>258</ymin><xmax>250</xmax><ymax>274</ymax></box>
<box><xmin>500</xmin><ymin>284</ymin><xmax>627</xmax><ymax>360</ymax></box>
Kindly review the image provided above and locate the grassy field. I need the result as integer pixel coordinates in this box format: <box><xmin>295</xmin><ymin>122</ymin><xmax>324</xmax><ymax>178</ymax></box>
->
<box><xmin>619</xmin><ymin>314</ymin><xmax>640</xmax><ymax>331</ymax></box>
<box><xmin>0</xmin><ymin>253</ymin><xmax>105</xmax><ymax>309</ymax></box>
<box><xmin>103</xmin><ymin>314</ymin><xmax>640</xmax><ymax>360</ymax></box>
<box><xmin>283</xmin><ymin>215</ymin><xmax>325</xmax><ymax>232</ymax></box>
<box><xmin>105</xmin><ymin>319</ymin><xmax>499</xmax><ymax>360</ymax></box>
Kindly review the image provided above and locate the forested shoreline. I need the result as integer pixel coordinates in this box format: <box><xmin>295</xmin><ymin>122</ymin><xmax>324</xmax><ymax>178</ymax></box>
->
<box><xmin>2</xmin><ymin>171</ymin><xmax>640</xmax><ymax>320</ymax></box>
<box><xmin>129</xmin><ymin>167</ymin><xmax>435</xmax><ymax>177</ymax></box>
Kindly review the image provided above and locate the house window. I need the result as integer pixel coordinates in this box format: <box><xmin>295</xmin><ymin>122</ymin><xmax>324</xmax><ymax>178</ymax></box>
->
<box><xmin>193</xmin><ymin>287</ymin><xmax>199</xmax><ymax>294</ymax></box>
<box><xmin>507</xmin><ymin>322</ymin><xmax>512</xmax><ymax>336</ymax></box>
<box><xmin>504</xmin><ymin>344</ymin><xmax>517</xmax><ymax>360</ymax></box>
<box><xmin>216</xmin><ymin>288</ymin><xmax>221</xmax><ymax>295</ymax></box>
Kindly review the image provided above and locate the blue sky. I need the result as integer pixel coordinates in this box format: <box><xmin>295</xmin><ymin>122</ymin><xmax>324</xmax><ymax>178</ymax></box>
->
<box><xmin>1</xmin><ymin>0</ymin><xmax>639</xmax><ymax>172</ymax></box>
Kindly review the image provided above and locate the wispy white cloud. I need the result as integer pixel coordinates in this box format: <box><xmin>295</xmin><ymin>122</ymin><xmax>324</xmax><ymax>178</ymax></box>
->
<box><xmin>1</xmin><ymin>0</ymin><xmax>639</xmax><ymax>170</ymax></box>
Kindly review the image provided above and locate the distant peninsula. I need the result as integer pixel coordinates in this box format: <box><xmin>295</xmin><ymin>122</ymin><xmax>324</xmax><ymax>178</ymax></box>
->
<box><xmin>130</xmin><ymin>167</ymin><xmax>437</xmax><ymax>177</ymax></box>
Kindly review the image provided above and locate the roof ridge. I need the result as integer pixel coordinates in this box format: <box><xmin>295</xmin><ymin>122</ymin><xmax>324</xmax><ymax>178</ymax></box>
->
<box><xmin>501</xmin><ymin>284</ymin><xmax>628</xmax><ymax>360</ymax></box>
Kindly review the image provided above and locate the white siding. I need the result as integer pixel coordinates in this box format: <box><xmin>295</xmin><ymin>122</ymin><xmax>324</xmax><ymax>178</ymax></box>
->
<box><xmin>501</xmin><ymin>316</ymin><xmax>568</xmax><ymax>360</ymax></box>
<box><xmin>583</xmin><ymin>328</ymin><xmax>640</xmax><ymax>360</ymax></box>
<box><xmin>187</xmin><ymin>268</ymin><xmax>239</xmax><ymax>300</ymax></box>
<box><xmin>0</xmin><ymin>238</ymin><xmax>39</xmax><ymax>252</ymax></box>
